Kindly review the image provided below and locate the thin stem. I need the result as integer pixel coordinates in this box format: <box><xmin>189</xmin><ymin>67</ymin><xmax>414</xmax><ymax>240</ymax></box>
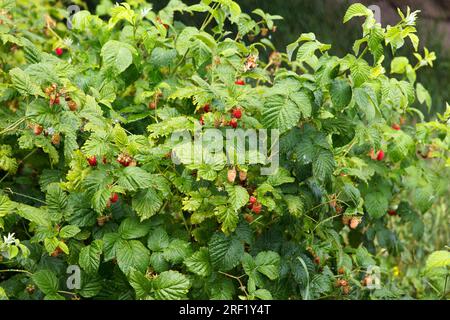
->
<box><xmin>0</xmin><ymin>117</ymin><xmax>28</xmax><ymax>135</ymax></box>
<box><xmin>218</xmin><ymin>271</ymin><xmax>249</xmax><ymax>298</ymax></box>
<box><xmin>313</xmin><ymin>214</ymin><xmax>340</xmax><ymax>231</ymax></box>
<box><xmin>357</xmin><ymin>46</ymin><xmax>368</xmax><ymax>60</ymax></box>
<box><xmin>200</xmin><ymin>2</ymin><xmax>220</xmax><ymax>31</ymax></box>
<box><xmin>3</xmin><ymin>188</ymin><xmax>47</xmax><ymax>204</ymax></box>
<box><xmin>0</xmin><ymin>269</ymin><xmax>32</xmax><ymax>276</ymax></box>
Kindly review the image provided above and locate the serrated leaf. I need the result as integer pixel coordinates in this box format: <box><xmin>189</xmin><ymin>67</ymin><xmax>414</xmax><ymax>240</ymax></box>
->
<box><xmin>262</xmin><ymin>94</ymin><xmax>300</xmax><ymax>134</ymax></box>
<box><xmin>364</xmin><ymin>191</ymin><xmax>388</xmax><ymax>219</ymax></box>
<box><xmin>101</xmin><ymin>40</ymin><xmax>136</xmax><ymax>73</ymax></box>
<box><xmin>312</xmin><ymin>148</ymin><xmax>335</xmax><ymax>180</ymax></box>
<box><xmin>0</xmin><ymin>195</ymin><xmax>15</xmax><ymax>218</ymax></box>
<box><xmin>351</xmin><ymin>60</ymin><xmax>371</xmax><ymax>87</ymax></box>
<box><xmin>46</xmin><ymin>183</ymin><xmax>67</xmax><ymax>217</ymax></box>
<box><xmin>254</xmin><ymin>289</ymin><xmax>272</xmax><ymax>300</ymax></box>
<box><xmin>255</xmin><ymin>251</ymin><xmax>280</xmax><ymax>280</ymax></box>
<box><xmin>116</xmin><ymin>240</ymin><xmax>151</xmax><ymax>274</ymax></box>
<box><xmin>343</xmin><ymin>3</ymin><xmax>372</xmax><ymax>23</ymax></box>
<box><xmin>132</xmin><ymin>188</ymin><xmax>163</xmax><ymax>221</ymax></box>
<box><xmin>151</xmin><ymin>270</ymin><xmax>190</xmax><ymax>300</ymax></box>
<box><xmin>79</xmin><ymin>240</ymin><xmax>103</xmax><ymax>274</ymax></box>
<box><xmin>117</xmin><ymin>167</ymin><xmax>153</xmax><ymax>191</ymax></box>
<box><xmin>32</xmin><ymin>270</ymin><xmax>58</xmax><ymax>295</ymax></box>
<box><xmin>163</xmin><ymin>239</ymin><xmax>192</xmax><ymax>264</ymax></box>
<box><xmin>267</xmin><ymin>167</ymin><xmax>294</xmax><ymax>186</ymax></box>
<box><xmin>425</xmin><ymin>251</ymin><xmax>450</xmax><ymax>271</ymax></box>
<box><xmin>9</xmin><ymin>68</ymin><xmax>41</xmax><ymax>96</ymax></box>
<box><xmin>118</xmin><ymin>217</ymin><xmax>151</xmax><ymax>239</ymax></box>
<box><xmin>16</xmin><ymin>204</ymin><xmax>51</xmax><ymax>227</ymax></box>
<box><xmin>59</xmin><ymin>225</ymin><xmax>81</xmax><ymax>239</ymax></box>
<box><xmin>330</xmin><ymin>79</ymin><xmax>352</xmax><ymax>110</ymax></box>
<box><xmin>147</xmin><ymin>227</ymin><xmax>170</xmax><ymax>252</ymax></box>
<box><xmin>184</xmin><ymin>248</ymin><xmax>212</xmax><ymax>277</ymax></box>
<box><xmin>226</xmin><ymin>185</ymin><xmax>249</xmax><ymax>211</ymax></box>
<box><xmin>208</xmin><ymin>233</ymin><xmax>244</xmax><ymax>272</ymax></box>
<box><xmin>129</xmin><ymin>269</ymin><xmax>152</xmax><ymax>299</ymax></box>
<box><xmin>284</xmin><ymin>195</ymin><xmax>304</xmax><ymax>217</ymax></box>
<box><xmin>215</xmin><ymin>206</ymin><xmax>239</xmax><ymax>234</ymax></box>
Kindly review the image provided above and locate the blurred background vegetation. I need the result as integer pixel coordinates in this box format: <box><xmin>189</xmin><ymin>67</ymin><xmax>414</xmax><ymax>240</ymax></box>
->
<box><xmin>69</xmin><ymin>0</ymin><xmax>449</xmax><ymax>118</ymax></box>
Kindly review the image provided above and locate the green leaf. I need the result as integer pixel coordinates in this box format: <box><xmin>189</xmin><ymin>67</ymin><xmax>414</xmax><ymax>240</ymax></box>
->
<box><xmin>129</xmin><ymin>269</ymin><xmax>152</xmax><ymax>299</ymax></box>
<box><xmin>262</xmin><ymin>94</ymin><xmax>300</xmax><ymax>134</ymax></box>
<box><xmin>0</xmin><ymin>287</ymin><xmax>8</xmax><ymax>300</ymax></box>
<box><xmin>113</xmin><ymin>125</ymin><xmax>128</xmax><ymax>147</ymax></box>
<box><xmin>416</xmin><ymin>83</ymin><xmax>432</xmax><ymax>111</ymax></box>
<box><xmin>91</xmin><ymin>187</ymin><xmax>112</xmax><ymax>213</ymax></box>
<box><xmin>132</xmin><ymin>188</ymin><xmax>163</xmax><ymax>221</ymax></box>
<box><xmin>150</xmin><ymin>252</ymin><xmax>170</xmax><ymax>273</ymax></box>
<box><xmin>118</xmin><ymin>217</ymin><xmax>151</xmax><ymax>239</ymax></box>
<box><xmin>150</xmin><ymin>47</ymin><xmax>177</xmax><ymax>67</ymax></box>
<box><xmin>176</xmin><ymin>27</ymin><xmax>199</xmax><ymax>55</ymax></box>
<box><xmin>312</xmin><ymin>148</ymin><xmax>335</xmax><ymax>180</ymax></box>
<box><xmin>351</xmin><ymin>59</ymin><xmax>371</xmax><ymax>87</ymax></box>
<box><xmin>79</xmin><ymin>240</ymin><xmax>103</xmax><ymax>274</ymax></box>
<box><xmin>208</xmin><ymin>233</ymin><xmax>244</xmax><ymax>272</ymax></box>
<box><xmin>354</xmin><ymin>87</ymin><xmax>376</xmax><ymax>121</ymax></box>
<box><xmin>184</xmin><ymin>248</ymin><xmax>212</xmax><ymax>277</ymax></box>
<box><xmin>425</xmin><ymin>251</ymin><xmax>450</xmax><ymax>271</ymax></box>
<box><xmin>0</xmin><ymin>195</ymin><xmax>15</xmax><ymax>218</ymax></box>
<box><xmin>32</xmin><ymin>270</ymin><xmax>58</xmax><ymax>295</ymax></box>
<box><xmin>208</xmin><ymin>277</ymin><xmax>235</xmax><ymax>299</ymax></box>
<box><xmin>59</xmin><ymin>225</ymin><xmax>81</xmax><ymax>239</ymax></box>
<box><xmin>101</xmin><ymin>40</ymin><xmax>136</xmax><ymax>73</ymax></box>
<box><xmin>215</xmin><ymin>206</ymin><xmax>239</xmax><ymax>234</ymax></box>
<box><xmin>226</xmin><ymin>185</ymin><xmax>249</xmax><ymax>211</ymax></box>
<box><xmin>116</xmin><ymin>240</ymin><xmax>151</xmax><ymax>274</ymax></box>
<box><xmin>102</xmin><ymin>232</ymin><xmax>121</xmax><ymax>261</ymax></box>
<box><xmin>147</xmin><ymin>227</ymin><xmax>170</xmax><ymax>252</ymax></box>
<box><xmin>390</xmin><ymin>57</ymin><xmax>409</xmax><ymax>74</ymax></box>
<box><xmin>330</xmin><ymin>79</ymin><xmax>352</xmax><ymax>110</ymax></box>
<box><xmin>255</xmin><ymin>251</ymin><xmax>280</xmax><ymax>280</ymax></box>
<box><xmin>151</xmin><ymin>270</ymin><xmax>190</xmax><ymax>300</ymax></box>
<box><xmin>267</xmin><ymin>167</ymin><xmax>295</xmax><ymax>186</ymax></box>
<box><xmin>343</xmin><ymin>3</ymin><xmax>372</xmax><ymax>23</ymax></box>
<box><xmin>364</xmin><ymin>191</ymin><xmax>388</xmax><ymax>219</ymax></box>
<box><xmin>9</xmin><ymin>68</ymin><xmax>41</xmax><ymax>96</ymax></box>
<box><xmin>79</xmin><ymin>273</ymin><xmax>103</xmax><ymax>298</ymax></box>
<box><xmin>16</xmin><ymin>204</ymin><xmax>51</xmax><ymax>227</ymax></box>
<box><xmin>254</xmin><ymin>289</ymin><xmax>272</xmax><ymax>300</ymax></box>
<box><xmin>162</xmin><ymin>239</ymin><xmax>192</xmax><ymax>264</ymax></box>
<box><xmin>284</xmin><ymin>195</ymin><xmax>304</xmax><ymax>217</ymax></box>
<box><xmin>0</xmin><ymin>145</ymin><xmax>18</xmax><ymax>174</ymax></box>
<box><xmin>286</xmin><ymin>33</ymin><xmax>316</xmax><ymax>61</ymax></box>
<box><xmin>71</xmin><ymin>11</ymin><xmax>92</xmax><ymax>31</ymax></box>
<box><xmin>109</xmin><ymin>2</ymin><xmax>135</xmax><ymax>28</ymax></box>
<box><xmin>117</xmin><ymin>167</ymin><xmax>153</xmax><ymax>191</ymax></box>
<box><xmin>355</xmin><ymin>246</ymin><xmax>376</xmax><ymax>267</ymax></box>
<box><xmin>342</xmin><ymin>183</ymin><xmax>361</xmax><ymax>207</ymax></box>
<box><xmin>44</xmin><ymin>237</ymin><xmax>59</xmax><ymax>254</ymax></box>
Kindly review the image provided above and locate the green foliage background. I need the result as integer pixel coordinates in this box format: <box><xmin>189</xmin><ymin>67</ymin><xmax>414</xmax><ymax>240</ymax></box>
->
<box><xmin>0</xmin><ymin>0</ymin><xmax>448</xmax><ymax>300</ymax></box>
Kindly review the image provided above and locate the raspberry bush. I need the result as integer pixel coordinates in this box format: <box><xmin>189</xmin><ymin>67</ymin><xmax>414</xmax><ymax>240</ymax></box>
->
<box><xmin>0</xmin><ymin>0</ymin><xmax>449</xmax><ymax>300</ymax></box>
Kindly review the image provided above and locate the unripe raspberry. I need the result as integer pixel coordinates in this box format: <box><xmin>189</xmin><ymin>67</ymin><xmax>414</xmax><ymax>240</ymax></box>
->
<box><xmin>227</xmin><ymin>167</ymin><xmax>236</xmax><ymax>183</ymax></box>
